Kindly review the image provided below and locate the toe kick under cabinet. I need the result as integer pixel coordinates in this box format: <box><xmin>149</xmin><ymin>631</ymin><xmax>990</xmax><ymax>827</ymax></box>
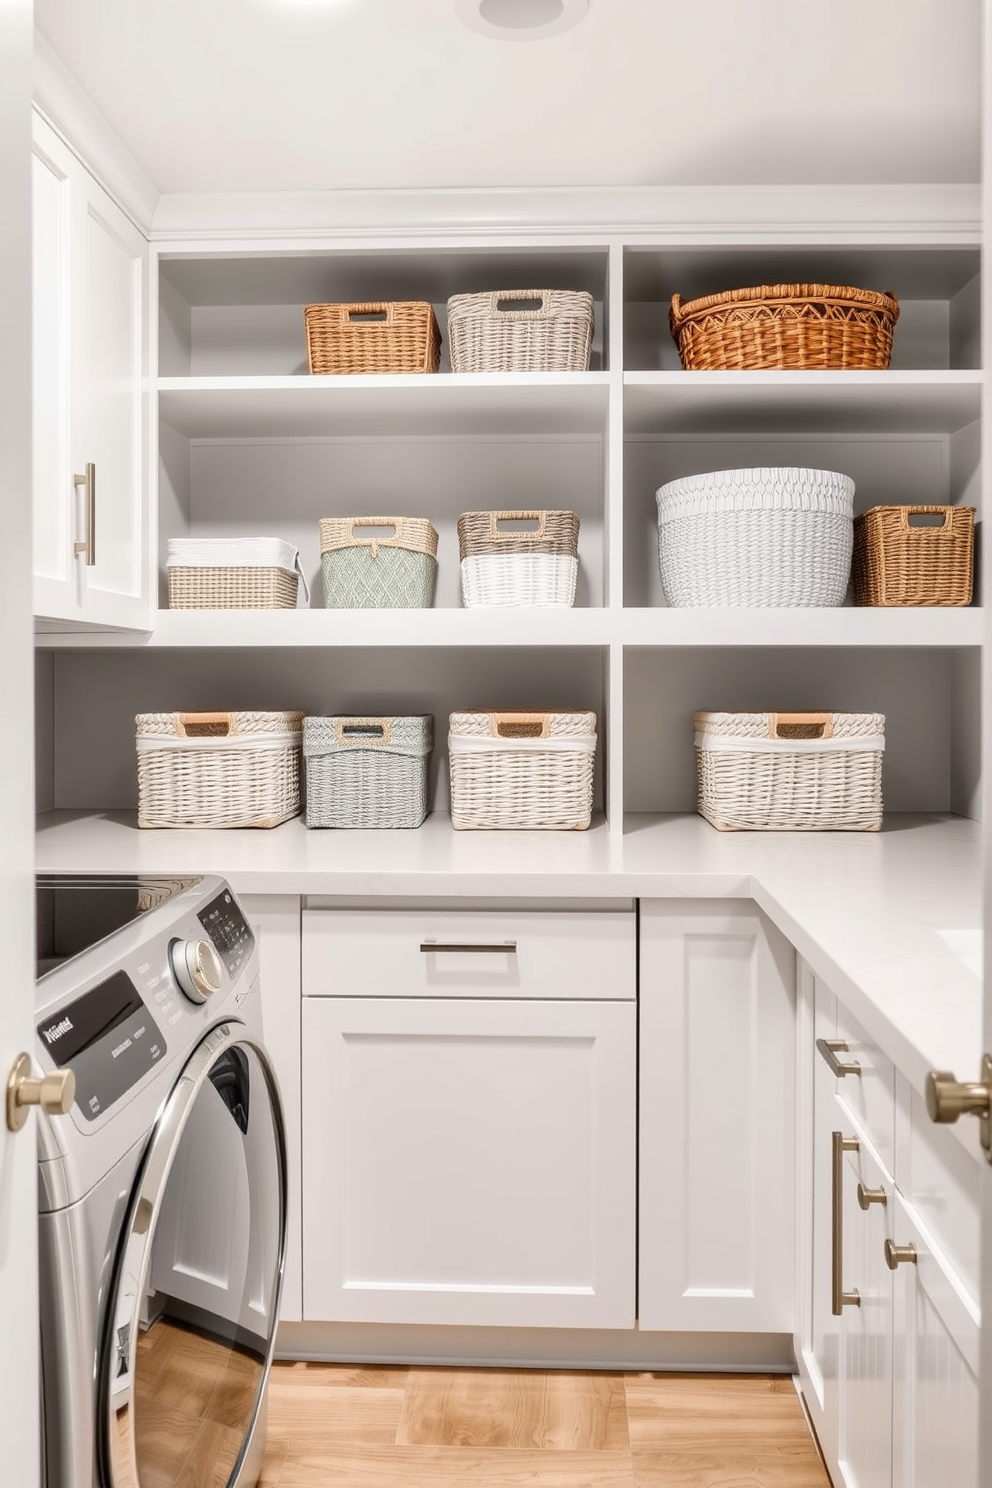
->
<box><xmin>300</xmin><ymin>903</ymin><xmax>637</xmax><ymax>1329</ymax></box>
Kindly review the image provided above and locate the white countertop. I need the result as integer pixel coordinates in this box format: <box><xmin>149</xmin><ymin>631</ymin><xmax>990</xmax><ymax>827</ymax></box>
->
<box><xmin>35</xmin><ymin>810</ymin><xmax>984</xmax><ymax>1138</ymax></box>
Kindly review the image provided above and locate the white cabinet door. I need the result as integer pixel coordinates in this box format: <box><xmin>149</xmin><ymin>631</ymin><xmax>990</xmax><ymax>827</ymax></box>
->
<box><xmin>32</xmin><ymin>113</ymin><xmax>148</xmax><ymax>628</ymax></box>
<box><xmin>301</xmin><ymin>996</ymin><xmax>635</xmax><ymax>1328</ymax></box>
<box><xmin>890</xmin><ymin>1192</ymin><xmax>979</xmax><ymax>1488</ymax></box>
<box><xmin>638</xmin><ymin>900</ymin><xmax>796</xmax><ymax>1332</ymax></box>
<box><xmin>835</xmin><ymin>1127</ymin><xmax>894</xmax><ymax>1488</ymax></box>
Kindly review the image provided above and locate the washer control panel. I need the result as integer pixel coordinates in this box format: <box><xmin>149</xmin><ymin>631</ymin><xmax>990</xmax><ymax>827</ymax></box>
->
<box><xmin>37</xmin><ymin>970</ymin><xmax>166</xmax><ymax>1123</ymax></box>
<box><xmin>198</xmin><ymin>888</ymin><xmax>255</xmax><ymax>978</ymax></box>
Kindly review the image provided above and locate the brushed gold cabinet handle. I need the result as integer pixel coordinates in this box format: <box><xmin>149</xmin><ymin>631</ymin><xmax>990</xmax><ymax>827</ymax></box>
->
<box><xmin>857</xmin><ymin>1182</ymin><xmax>887</xmax><ymax>1209</ymax></box>
<box><xmin>885</xmin><ymin>1239</ymin><xmax>918</xmax><ymax>1270</ymax></box>
<box><xmin>832</xmin><ymin>1130</ymin><xmax>861</xmax><ymax>1313</ymax></box>
<box><xmin>73</xmin><ymin>461</ymin><xmax>96</xmax><ymax>565</ymax></box>
<box><xmin>6</xmin><ymin>1052</ymin><xmax>76</xmax><ymax>1133</ymax></box>
<box><xmin>817</xmin><ymin>1038</ymin><xmax>862</xmax><ymax>1078</ymax></box>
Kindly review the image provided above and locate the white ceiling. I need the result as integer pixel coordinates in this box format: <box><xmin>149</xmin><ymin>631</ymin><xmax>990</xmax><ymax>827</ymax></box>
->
<box><xmin>35</xmin><ymin>0</ymin><xmax>982</xmax><ymax>196</ymax></box>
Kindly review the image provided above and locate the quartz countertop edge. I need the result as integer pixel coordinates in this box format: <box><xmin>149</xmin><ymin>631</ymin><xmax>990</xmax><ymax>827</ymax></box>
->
<box><xmin>35</xmin><ymin>810</ymin><xmax>983</xmax><ymax>1157</ymax></box>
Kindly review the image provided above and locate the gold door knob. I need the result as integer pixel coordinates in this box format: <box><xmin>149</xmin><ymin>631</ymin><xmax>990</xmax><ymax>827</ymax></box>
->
<box><xmin>6</xmin><ymin>1052</ymin><xmax>76</xmax><ymax>1133</ymax></box>
<box><xmin>884</xmin><ymin>1239</ymin><xmax>918</xmax><ymax>1270</ymax></box>
<box><xmin>925</xmin><ymin>1057</ymin><xmax>992</xmax><ymax>1164</ymax></box>
<box><xmin>857</xmin><ymin>1182</ymin><xmax>887</xmax><ymax>1209</ymax></box>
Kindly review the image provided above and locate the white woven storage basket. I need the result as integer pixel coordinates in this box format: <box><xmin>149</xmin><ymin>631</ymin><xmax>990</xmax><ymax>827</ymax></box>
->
<box><xmin>303</xmin><ymin>716</ymin><xmax>433</xmax><ymax>829</ymax></box>
<box><xmin>449</xmin><ymin>710</ymin><xmax>596</xmax><ymax>830</ymax></box>
<box><xmin>694</xmin><ymin>710</ymin><xmax>884</xmax><ymax>832</ymax></box>
<box><xmin>656</xmin><ymin>467</ymin><xmax>855</xmax><ymax>607</ymax></box>
<box><xmin>460</xmin><ymin>554</ymin><xmax>578</xmax><ymax>608</ymax></box>
<box><xmin>166</xmin><ymin>537</ymin><xmax>310</xmax><ymax>610</ymax></box>
<box><xmin>446</xmin><ymin>289</ymin><xmax>594</xmax><ymax>373</ymax></box>
<box><xmin>136</xmin><ymin>711</ymin><xmax>304</xmax><ymax>829</ymax></box>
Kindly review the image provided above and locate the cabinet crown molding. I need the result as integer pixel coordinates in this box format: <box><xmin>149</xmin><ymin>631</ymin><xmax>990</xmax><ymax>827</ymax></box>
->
<box><xmin>149</xmin><ymin>182</ymin><xmax>980</xmax><ymax>243</ymax></box>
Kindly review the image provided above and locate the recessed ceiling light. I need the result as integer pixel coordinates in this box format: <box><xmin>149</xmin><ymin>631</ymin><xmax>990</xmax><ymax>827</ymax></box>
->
<box><xmin>456</xmin><ymin>0</ymin><xmax>589</xmax><ymax>42</ymax></box>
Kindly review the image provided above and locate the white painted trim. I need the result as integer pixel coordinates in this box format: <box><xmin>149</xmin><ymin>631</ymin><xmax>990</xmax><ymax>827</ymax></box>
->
<box><xmin>150</xmin><ymin>183</ymin><xmax>981</xmax><ymax>243</ymax></box>
<box><xmin>33</xmin><ymin>33</ymin><xmax>159</xmax><ymax>233</ymax></box>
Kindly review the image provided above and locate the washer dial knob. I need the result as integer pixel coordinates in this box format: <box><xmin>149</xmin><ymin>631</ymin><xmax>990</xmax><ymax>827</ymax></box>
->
<box><xmin>170</xmin><ymin>938</ymin><xmax>224</xmax><ymax>1004</ymax></box>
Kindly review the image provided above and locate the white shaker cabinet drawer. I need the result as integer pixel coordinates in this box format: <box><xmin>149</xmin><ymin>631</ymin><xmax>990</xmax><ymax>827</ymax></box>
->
<box><xmin>302</xmin><ymin>908</ymin><xmax>636</xmax><ymax>1000</ymax></box>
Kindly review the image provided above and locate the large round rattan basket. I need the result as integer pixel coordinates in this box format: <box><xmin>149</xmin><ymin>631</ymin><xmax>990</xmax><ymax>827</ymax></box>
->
<box><xmin>670</xmin><ymin>283</ymin><xmax>899</xmax><ymax>371</ymax></box>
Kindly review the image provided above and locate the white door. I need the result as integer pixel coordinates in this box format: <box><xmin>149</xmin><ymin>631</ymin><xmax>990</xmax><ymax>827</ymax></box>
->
<box><xmin>981</xmin><ymin>5</ymin><xmax>992</xmax><ymax>1479</ymax></box>
<box><xmin>0</xmin><ymin>1</ymin><xmax>42</xmax><ymax>1483</ymax></box>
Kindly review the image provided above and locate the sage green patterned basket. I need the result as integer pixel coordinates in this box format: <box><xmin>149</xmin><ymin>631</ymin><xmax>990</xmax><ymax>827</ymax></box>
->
<box><xmin>318</xmin><ymin>516</ymin><xmax>438</xmax><ymax>609</ymax></box>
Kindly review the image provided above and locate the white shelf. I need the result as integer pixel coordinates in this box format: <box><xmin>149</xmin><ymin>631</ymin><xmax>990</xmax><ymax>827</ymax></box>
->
<box><xmin>157</xmin><ymin>373</ymin><xmax>611</xmax><ymax>438</ymax></box>
<box><xmin>33</xmin><ymin>606</ymin><xmax>983</xmax><ymax>649</ymax></box>
<box><xmin>623</xmin><ymin>371</ymin><xmax>982</xmax><ymax>435</ymax></box>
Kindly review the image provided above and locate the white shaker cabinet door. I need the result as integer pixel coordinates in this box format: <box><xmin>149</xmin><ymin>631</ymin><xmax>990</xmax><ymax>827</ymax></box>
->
<box><xmin>32</xmin><ymin>113</ymin><xmax>148</xmax><ymax>628</ymax></box>
<box><xmin>890</xmin><ymin>1192</ymin><xmax>979</xmax><ymax>1488</ymax></box>
<box><xmin>638</xmin><ymin>900</ymin><xmax>796</xmax><ymax>1333</ymax></box>
<box><xmin>301</xmin><ymin>996</ymin><xmax>636</xmax><ymax>1328</ymax></box>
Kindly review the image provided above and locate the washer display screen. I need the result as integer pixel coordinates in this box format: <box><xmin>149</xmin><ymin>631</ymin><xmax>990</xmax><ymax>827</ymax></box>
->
<box><xmin>37</xmin><ymin>970</ymin><xmax>167</xmax><ymax>1121</ymax></box>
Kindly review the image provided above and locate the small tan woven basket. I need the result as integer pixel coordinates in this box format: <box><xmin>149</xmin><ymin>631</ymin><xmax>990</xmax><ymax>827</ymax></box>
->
<box><xmin>852</xmin><ymin>505</ymin><xmax>975</xmax><ymax>607</ymax></box>
<box><xmin>670</xmin><ymin>283</ymin><xmax>900</xmax><ymax>371</ymax></box>
<box><xmin>136</xmin><ymin>710</ymin><xmax>304</xmax><ymax>829</ymax></box>
<box><xmin>449</xmin><ymin>709</ymin><xmax>596</xmax><ymax>831</ymax></box>
<box><xmin>304</xmin><ymin>301</ymin><xmax>441</xmax><ymax>374</ymax></box>
<box><xmin>447</xmin><ymin>289</ymin><xmax>594</xmax><ymax>372</ymax></box>
<box><xmin>168</xmin><ymin>568</ymin><xmax>299</xmax><ymax>610</ymax></box>
<box><xmin>694</xmin><ymin>710</ymin><xmax>884</xmax><ymax>832</ymax></box>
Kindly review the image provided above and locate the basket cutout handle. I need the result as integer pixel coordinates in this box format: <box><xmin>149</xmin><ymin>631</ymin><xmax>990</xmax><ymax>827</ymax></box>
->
<box><xmin>349</xmin><ymin>516</ymin><xmax>400</xmax><ymax>560</ymax></box>
<box><xmin>492</xmin><ymin>712</ymin><xmax>549</xmax><ymax>739</ymax></box>
<box><xmin>335</xmin><ymin>718</ymin><xmax>391</xmax><ymax>745</ymax></box>
<box><xmin>177</xmin><ymin>712</ymin><xmax>235</xmax><ymax>738</ymax></box>
<box><xmin>347</xmin><ymin>303</ymin><xmax>392</xmax><ymax>323</ymax></box>
<box><xmin>493</xmin><ymin>290</ymin><xmax>546</xmax><ymax>316</ymax></box>
<box><xmin>901</xmin><ymin>506</ymin><xmax>952</xmax><ymax>532</ymax></box>
<box><xmin>769</xmin><ymin>712</ymin><xmax>833</xmax><ymax>741</ymax></box>
<box><xmin>488</xmin><ymin>510</ymin><xmax>548</xmax><ymax>542</ymax></box>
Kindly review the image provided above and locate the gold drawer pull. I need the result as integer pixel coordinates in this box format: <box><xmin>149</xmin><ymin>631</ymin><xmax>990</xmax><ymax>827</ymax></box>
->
<box><xmin>832</xmin><ymin>1131</ymin><xmax>861</xmax><ymax>1314</ymax></box>
<box><xmin>817</xmin><ymin>1038</ymin><xmax>862</xmax><ymax>1078</ymax></box>
<box><xmin>885</xmin><ymin>1240</ymin><xmax>918</xmax><ymax>1270</ymax></box>
<box><xmin>857</xmin><ymin>1182</ymin><xmax>887</xmax><ymax>1209</ymax></box>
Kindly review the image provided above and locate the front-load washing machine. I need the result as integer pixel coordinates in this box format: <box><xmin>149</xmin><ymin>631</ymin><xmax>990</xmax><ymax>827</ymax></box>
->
<box><xmin>35</xmin><ymin>873</ymin><xmax>287</xmax><ymax>1488</ymax></box>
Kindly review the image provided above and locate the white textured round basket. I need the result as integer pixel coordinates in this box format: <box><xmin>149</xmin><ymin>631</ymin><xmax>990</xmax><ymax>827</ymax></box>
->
<box><xmin>656</xmin><ymin>467</ymin><xmax>855</xmax><ymax>607</ymax></box>
<box><xmin>460</xmin><ymin>553</ymin><xmax>578</xmax><ymax>608</ymax></box>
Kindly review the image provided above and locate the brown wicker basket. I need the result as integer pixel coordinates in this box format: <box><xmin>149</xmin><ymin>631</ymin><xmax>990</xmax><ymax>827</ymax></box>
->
<box><xmin>669</xmin><ymin>283</ymin><xmax>900</xmax><ymax>371</ymax></box>
<box><xmin>852</xmin><ymin>505</ymin><xmax>975</xmax><ymax>606</ymax></box>
<box><xmin>304</xmin><ymin>301</ymin><xmax>441</xmax><ymax>374</ymax></box>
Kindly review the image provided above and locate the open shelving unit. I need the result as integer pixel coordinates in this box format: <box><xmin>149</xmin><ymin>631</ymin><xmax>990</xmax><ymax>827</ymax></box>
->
<box><xmin>35</xmin><ymin>216</ymin><xmax>984</xmax><ymax>861</ymax></box>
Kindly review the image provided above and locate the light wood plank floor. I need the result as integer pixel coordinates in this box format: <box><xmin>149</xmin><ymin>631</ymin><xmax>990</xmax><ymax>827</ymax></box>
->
<box><xmin>260</xmin><ymin>1363</ymin><xmax>832</xmax><ymax>1488</ymax></box>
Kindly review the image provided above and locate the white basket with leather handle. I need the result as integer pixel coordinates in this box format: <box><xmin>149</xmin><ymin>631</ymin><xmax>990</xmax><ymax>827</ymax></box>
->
<box><xmin>136</xmin><ymin>710</ymin><xmax>304</xmax><ymax>828</ymax></box>
<box><xmin>448</xmin><ymin>709</ymin><xmax>596</xmax><ymax>830</ymax></box>
<box><xmin>694</xmin><ymin>710</ymin><xmax>885</xmax><ymax>832</ymax></box>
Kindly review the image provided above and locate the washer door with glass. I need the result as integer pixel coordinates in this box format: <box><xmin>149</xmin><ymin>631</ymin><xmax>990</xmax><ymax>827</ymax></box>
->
<box><xmin>99</xmin><ymin>1021</ymin><xmax>287</xmax><ymax>1488</ymax></box>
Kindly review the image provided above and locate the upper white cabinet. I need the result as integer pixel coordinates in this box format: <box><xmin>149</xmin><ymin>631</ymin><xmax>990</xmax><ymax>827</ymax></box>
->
<box><xmin>638</xmin><ymin>900</ymin><xmax>797</xmax><ymax>1334</ymax></box>
<box><xmin>32</xmin><ymin>113</ymin><xmax>149</xmax><ymax>629</ymax></box>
